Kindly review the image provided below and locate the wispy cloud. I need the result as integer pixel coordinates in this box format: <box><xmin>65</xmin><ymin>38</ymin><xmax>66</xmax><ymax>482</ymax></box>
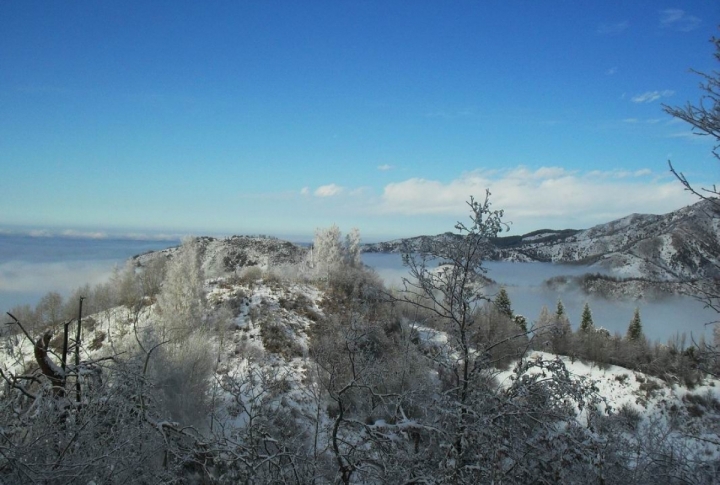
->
<box><xmin>622</xmin><ymin>117</ymin><xmax>665</xmax><ymax>124</ymax></box>
<box><xmin>300</xmin><ymin>187</ymin><xmax>310</xmax><ymax>196</ymax></box>
<box><xmin>597</xmin><ymin>21</ymin><xmax>629</xmax><ymax>35</ymax></box>
<box><xmin>377</xmin><ymin>164</ymin><xmax>394</xmax><ymax>171</ymax></box>
<box><xmin>660</xmin><ymin>9</ymin><xmax>701</xmax><ymax>32</ymax></box>
<box><xmin>667</xmin><ymin>131</ymin><xmax>716</xmax><ymax>143</ymax></box>
<box><xmin>606</xmin><ymin>67</ymin><xmax>618</xmax><ymax>75</ymax></box>
<box><xmin>376</xmin><ymin>167</ymin><xmax>696</xmax><ymax>232</ymax></box>
<box><xmin>314</xmin><ymin>184</ymin><xmax>344</xmax><ymax>197</ymax></box>
<box><xmin>0</xmin><ymin>227</ymin><xmax>180</xmax><ymax>241</ymax></box>
<box><xmin>631</xmin><ymin>90</ymin><xmax>674</xmax><ymax>103</ymax></box>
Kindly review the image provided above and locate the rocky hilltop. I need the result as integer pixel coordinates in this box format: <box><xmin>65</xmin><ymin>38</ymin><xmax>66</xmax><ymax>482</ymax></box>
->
<box><xmin>364</xmin><ymin>199</ymin><xmax>720</xmax><ymax>282</ymax></box>
<box><xmin>134</xmin><ymin>235</ymin><xmax>308</xmax><ymax>276</ymax></box>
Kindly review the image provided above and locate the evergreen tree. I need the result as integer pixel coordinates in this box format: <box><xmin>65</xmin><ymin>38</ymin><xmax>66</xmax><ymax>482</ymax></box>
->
<box><xmin>580</xmin><ymin>302</ymin><xmax>594</xmax><ymax>332</ymax></box>
<box><xmin>513</xmin><ymin>315</ymin><xmax>528</xmax><ymax>333</ymax></box>
<box><xmin>495</xmin><ymin>287</ymin><xmax>513</xmax><ymax>319</ymax></box>
<box><xmin>555</xmin><ymin>299</ymin><xmax>565</xmax><ymax>318</ymax></box>
<box><xmin>626</xmin><ymin>307</ymin><xmax>643</xmax><ymax>341</ymax></box>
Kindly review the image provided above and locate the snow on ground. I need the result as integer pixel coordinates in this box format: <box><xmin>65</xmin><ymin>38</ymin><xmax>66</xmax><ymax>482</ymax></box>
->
<box><xmin>413</xmin><ymin>324</ymin><xmax>720</xmax><ymax>460</ymax></box>
<box><xmin>496</xmin><ymin>351</ymin><xmax>720</xmax><ymax>459</ymax></box>
<box><xmin>4</xmin><ymin>275</ymin><xmax>720</xmax><ymax>465</ymax></box>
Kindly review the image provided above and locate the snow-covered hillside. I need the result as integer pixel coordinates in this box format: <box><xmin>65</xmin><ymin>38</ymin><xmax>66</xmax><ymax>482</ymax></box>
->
<box><xmin>3</xmin><ymin>233</ymin><xmax>719</xmax><ymax>484</ymax></box>
<box><xmin>364</xmin><ymin>199</ymin><xmax>720</xmax><ymax>282</ymax></box>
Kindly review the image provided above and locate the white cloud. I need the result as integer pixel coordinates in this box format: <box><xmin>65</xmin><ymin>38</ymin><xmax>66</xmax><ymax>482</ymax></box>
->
<box><xmin>377</xmin><ymin>167</ymin><xmax>697</xmax><ymax>232</ymax></box>
<box><xmin>60</xmin><ymin>229</ymin><xmax>109</xmax><ymax>239</ymax></box>
<box><xmin>377</xmin><ymin>164</ymin><xmax>393</xmax><ymax>171</ymax></box>
<box><xmin>660</xmin><ymin>9</ymin><xmax>701</xmax><ymax>32</ymax></box>
<box><xmin>631</xmin><ymin>90</ymin><xmax>674</xmax><ymax>103</ymax></box>
<box><xmin>622</xmin><ymin>118</ymin><xmax>639</xmax><ymax>124</ymax></box>
<box><xmin>314</xmin><ymin>184</ymin><xmax>344</xmax><ymax>197</ymax></box>
<box><xmin>300</xmin><ymin>187</ymin><xmax>310</xmax><ymax>196</ymax></box>
<box><xmin>597</xmin><ymin>21</ymin><xmax>629</xmax><ymax>35</ymax></box>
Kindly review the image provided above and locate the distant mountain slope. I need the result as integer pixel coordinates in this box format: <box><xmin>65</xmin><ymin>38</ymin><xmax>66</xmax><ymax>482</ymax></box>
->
<box><xmin>363</xmin><ymin>199</ymin><xmax>720</xmax><ymax>281</ymax></box>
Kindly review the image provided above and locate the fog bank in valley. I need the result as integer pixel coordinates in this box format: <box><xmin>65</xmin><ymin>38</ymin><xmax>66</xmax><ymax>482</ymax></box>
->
<box><xmin>364</xmin><ymin>254</ymin><xmax>717</xmax><ymax>344</ymax></box>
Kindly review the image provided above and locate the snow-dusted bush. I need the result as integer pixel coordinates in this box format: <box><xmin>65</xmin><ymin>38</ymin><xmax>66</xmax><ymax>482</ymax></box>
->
<box><xmin>235</xmin><ymin>265</ymin><xmax>263</xmax><ymax>285</ymax></box>
<box><xmin>0</xmin><ymin>348</ymin><xmax>193</xmax><ymax>483</ymax></box>
<box><xmin>150</xmin><ymin>331</ymin><xmax>216</xmax><ymax>427</ymax></box>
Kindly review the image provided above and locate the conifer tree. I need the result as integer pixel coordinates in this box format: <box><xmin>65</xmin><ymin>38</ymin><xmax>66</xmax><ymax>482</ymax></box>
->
<box><xmin>555</xmin><ymin>299</ymin><xmax>565</xmax><ymax>319</ymax></box>
<box><xmin>495</xmin><ymin>287</ymin><xmax>513</xmax><ymax>319</ymax></box>
<box><xmin>513</xmin><ymin>315</ymin><xmax>528</xmax><ymax>333</ymax></box>
<box><xmin>580</xmin><ymin>302</ymin><xmax>594</xmax><ymax>332</ymax></box>
<box><xmin>626</xmin><ymin>307</ymin><xmax>643</xmax><ymax>341</ymax></box>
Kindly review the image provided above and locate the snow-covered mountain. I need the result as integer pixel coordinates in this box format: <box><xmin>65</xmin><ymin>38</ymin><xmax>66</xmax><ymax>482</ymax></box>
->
<box><xmin>364</xmin><ymin>199</ymin><xmax>720</xmax><ymax>282</ymax></box>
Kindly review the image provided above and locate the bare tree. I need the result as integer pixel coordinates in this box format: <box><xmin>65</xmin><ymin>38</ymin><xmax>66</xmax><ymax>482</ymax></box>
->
<box><xmin>663</xmin><ymin>35</ymin><xmax>720</xmax><ymax>204</ymax></box>
<box><xmin>663</xmin><ymin>34</ymin><xmax>720</xmax><ymax>374</ymax></box>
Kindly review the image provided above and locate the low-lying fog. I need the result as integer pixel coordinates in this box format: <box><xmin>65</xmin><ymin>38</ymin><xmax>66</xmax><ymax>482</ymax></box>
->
<box><xmin>0</xmin><ymin>235</ymin><xmax>177</xmax><ymax>315</ymax></box>
<box><xmin>363</xmin><ymin>253</ymin><xmax>717</xmax><ymax>344</ymax></box>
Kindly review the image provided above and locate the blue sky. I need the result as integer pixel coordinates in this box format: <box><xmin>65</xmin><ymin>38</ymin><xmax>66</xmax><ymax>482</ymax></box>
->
<box><xmin>1</xmin><ymin>1</ymin><xmax>718</xmax><ymax>242</ymax></box>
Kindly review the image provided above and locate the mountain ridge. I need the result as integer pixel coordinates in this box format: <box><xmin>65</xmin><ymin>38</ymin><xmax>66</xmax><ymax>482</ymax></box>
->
<box><xmin>362</xmin><ymin>199</ymin><xmax>720</xmax><ymax>282</ymax></box>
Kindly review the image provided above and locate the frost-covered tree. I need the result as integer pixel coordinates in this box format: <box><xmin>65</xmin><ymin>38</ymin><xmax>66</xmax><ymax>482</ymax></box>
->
<box><xmin>35</xmin><ymin>291</ymin><xmax>64</xmax><ymax>326</ymax></box>
<box><xmin>343</xmin><ymin>227</ymin><xmax>362</xmax><ymax>267</ymax></box>
<box><xmin>580</xmin><ymin>302</ymin><xmax>594</xmax><ymax>333</ymax></box>
<box><xmin>313</xmin><ymin>224</ymin><xmax>343</xmax><ymax>274</ymax></box>
<box><xmin>152</xmin><ymin>237</ymin><xmax>212</xmax><ymax>425</ymax></box>
<box><xmin>156</xmin><ymin>237</ymin><xmax>206</xmax><ymax>339</ymax></box>
<box><xmin>139</xmin><ymin>255</ymin><xmax>167</xmax><ymax>298</ymax></box>
<box><xmin>312</xmin><ymin>225</ymin><xmax>363</xmax><ymax>281</ymax></box>
<box><xmin>626</xmin><ymin>307</ymin><xmax>643</xmax><ymax>341</ymax></box>
<box><xmin>495</xmin><ymin>287</ymin><xmax>513</xmax><ymax>319</ymax></box>
<box><xmin>396</xmin><ymin>191</ymin><xmax>535</xmax><ymax>470</ymax></box>
<box><xmin>110</xmin><ymin>260</ymin><xmax>142</xmax><ymax>308</ymax></box>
